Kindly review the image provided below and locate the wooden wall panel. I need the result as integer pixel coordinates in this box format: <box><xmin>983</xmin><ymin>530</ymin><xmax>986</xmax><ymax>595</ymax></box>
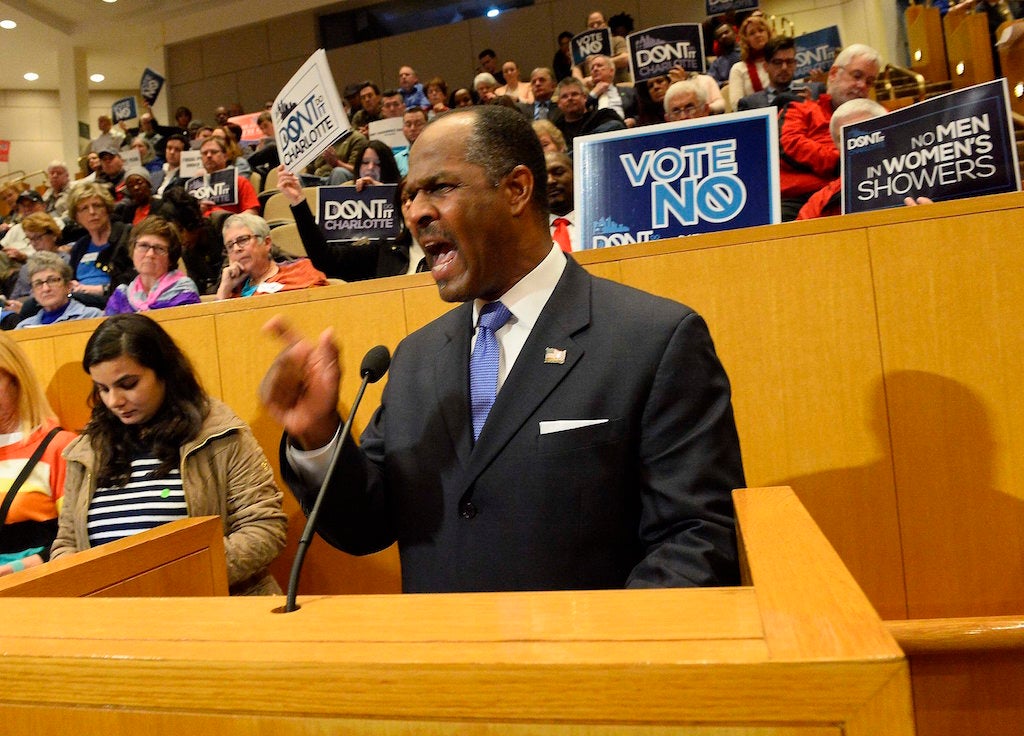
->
<box><xmin>618</xmin><ymin>232</ymin><xmax>907</xmax><ymax>619</ymax></box>
<box><xmin>870</xmin><ymin>206</ymin><xmax>1024</xmax><ymax>618</ymax></box>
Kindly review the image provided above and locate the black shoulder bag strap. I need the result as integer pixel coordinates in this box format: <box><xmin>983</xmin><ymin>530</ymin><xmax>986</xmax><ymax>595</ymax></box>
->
<box><xmin>0</xmin><ymin>426</ymin><xmax>63</xmax><ymax>530</ymax></box>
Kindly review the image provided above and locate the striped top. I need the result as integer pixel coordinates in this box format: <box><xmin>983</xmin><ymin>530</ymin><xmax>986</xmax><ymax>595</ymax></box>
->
<box><xmin>86</xmin><ymin>455</ymin><xmax>188</xmax><ymax>547</ymax></box>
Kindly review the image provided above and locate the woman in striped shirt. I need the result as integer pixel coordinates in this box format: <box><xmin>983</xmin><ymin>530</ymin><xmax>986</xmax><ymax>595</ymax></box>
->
<box><xmin>52</xmin><ymin>314</ymin><xmax>287</xmax><ymax>595</ymax></box>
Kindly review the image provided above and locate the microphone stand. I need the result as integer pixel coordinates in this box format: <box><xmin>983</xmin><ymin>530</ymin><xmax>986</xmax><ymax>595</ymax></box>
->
<box><xmin>284</xmin><ymin>346</ymin><xmax>389</xmax><ymax>612</ymax></box>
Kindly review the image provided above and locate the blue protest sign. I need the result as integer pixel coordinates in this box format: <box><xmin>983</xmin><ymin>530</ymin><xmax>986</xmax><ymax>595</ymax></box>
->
<box><xmin>112</xmin><ymin>96</ymin><xmax>137</xmax><ymax>123</ymax></box>
<box><xmin>706</xmin><ymin>0</ymin><xmax>760</xmax><ymax>14</ymax></box>
<box><xmin>628</xmin><ymin>24</ymin><xmax>706</xmax><ymax>82</ymax></box>
<box><xmin>842</xmin><ymin>79</ymin><xmax>1021</xmax><ymax>214</ymax></box>
<box><xmin>794</xmin><ymin>27</ymin><xmax>842</xmax><ymax>80</ymax></box>
<box><xmin>140</xmin><ymin>68</ymin><xmax>165</xmax><ymax>106</ymax></box>
<box><xmin>575</xmin><ymin>109</ymin><xmax>780</xmax><ymax>249</ymax></box>
<box><xmin>317</xmin><ymin>184</ymin><xmax>401</xmax><ymax>242</ymax></box>
<box><xmin>572</xmin><ymin>28</ymin><xmax>612</xmax><ymax>66</ymax></box>
<box><xmin>186</xmin><ymin>168</ymin><xmax>238</xmax><ymax>207</ymax></box>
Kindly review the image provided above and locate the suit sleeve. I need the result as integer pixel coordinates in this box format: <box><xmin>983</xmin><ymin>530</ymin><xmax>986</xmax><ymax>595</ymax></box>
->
<box><xmin>279</xmin><ymin>390</ymin><xmax>396</xmax><ymax>557</ymax></box>
<box><xmin>628</xmin><ymin>311</ymin><xmax>744</xmax><ymax>588</ymax></box>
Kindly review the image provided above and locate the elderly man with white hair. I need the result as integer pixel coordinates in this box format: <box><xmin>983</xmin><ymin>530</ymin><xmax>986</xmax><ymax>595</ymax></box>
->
<box><xmin>778</xmin><ymin>43</ymin><xmax>883</xmax><ymax>221</ymax></box>
<box><xmin>42</xmin><ymin>161</ymin><xmax>71</xmax><ymax>222</ymax></box>
<box><xmin>663</xmin><ymin>79</ymin><xmax>711</xmax><ymax>122</ymax></box>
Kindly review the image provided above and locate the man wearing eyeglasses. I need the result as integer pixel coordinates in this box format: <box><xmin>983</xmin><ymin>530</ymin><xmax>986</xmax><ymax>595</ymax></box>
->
<box><xmin>737</xmin><ymin>36</ymin><xmax>810</xmax><ymax>112</ymax></box>
<box><xmin>778</xmin><ymin>43</ymin><xmax>881</xmax><ymax>222</ymax></box>
<box><xmin>663</xmin><ymin>79</ymin><xmax>711</xmax><ymax>122</ymax></box>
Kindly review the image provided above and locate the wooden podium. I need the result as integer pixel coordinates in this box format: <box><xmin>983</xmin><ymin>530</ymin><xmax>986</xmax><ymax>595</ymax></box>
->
<box><xmin>0</xmin><ymin>488</ymin><xmax>913</xmax><ymax>734</ymax></box>
<box><xmin>0</xmin><ymin>516</ymin><xmax>228</xmax><ymax>598</ymax></box>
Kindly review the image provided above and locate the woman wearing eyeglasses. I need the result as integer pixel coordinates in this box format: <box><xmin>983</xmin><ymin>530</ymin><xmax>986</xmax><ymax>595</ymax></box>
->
<box><xmin>104</xmin><ymin>216</ymin><xmax>200</xmax><ymax>315</ymax></box>
<box><xmin>215</xmin><ymin>212</ymin><xmax>327</xmax><ymax>300</ymax></box>
<box><xmin>14</xmin><ymin>252</ymin><xmax>104</xmax><ymax>329</ymax></box>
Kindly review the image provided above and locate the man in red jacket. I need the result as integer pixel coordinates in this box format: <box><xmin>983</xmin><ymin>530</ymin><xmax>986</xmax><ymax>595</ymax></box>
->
<box><xmin>778</xmin><ymin>43</ymin><xmax>881</xmax><ymax>221</ymax></box>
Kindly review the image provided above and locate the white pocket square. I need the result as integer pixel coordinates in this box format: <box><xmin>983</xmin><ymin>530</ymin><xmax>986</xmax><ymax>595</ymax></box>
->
<box><xmin>539</xmin><ymin>419</ymin><xmax>609</xmax><ymax>435</ymax></box>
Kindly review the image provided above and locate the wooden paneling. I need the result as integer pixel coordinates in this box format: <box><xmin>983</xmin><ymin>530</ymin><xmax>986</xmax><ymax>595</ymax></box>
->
<box><xmin>870</xmin><ymin>205</ymin><xmax>1024</xmax><ymax>618</ymax></box>
<box><xmin>0</xmin><ymin>488</ymin><xmax>913</xmax><ymax>735</ymax></box>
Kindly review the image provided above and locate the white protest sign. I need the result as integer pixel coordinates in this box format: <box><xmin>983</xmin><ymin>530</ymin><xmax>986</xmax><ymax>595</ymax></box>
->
<box><xmin>368</xmin><ymin>117</ymin><xmax>407</xmax><ymax>151</ymax></box>
<box><xmin>180</xmin><ymin>150</ymin><xmax>204</xmax><ymax>178</ymax></box>
<box><xmin>273</xmin><ymin>49</ymin><xmax>349</xmax><ymax>174</ymax></box>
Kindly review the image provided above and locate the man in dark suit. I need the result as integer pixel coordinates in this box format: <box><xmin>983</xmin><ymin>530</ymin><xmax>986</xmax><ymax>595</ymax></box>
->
<box><xmin>517</xmin><ymin>67</ymin><xmax>562</xmax><ymax>125</ymax></box>
<box><xmin>586</xmin><ymin>54</ymin><xmax>639</xmax><ymax>127</ymax></box>
<box><xmin>261</xmin><ymin>105</ymin><xmax>744</xmax><ymax>593</ymax></box>
<box><xmin>737</xmin><ymin>36</ymin><xmax>811</xmax><ymax>112</ymax></box>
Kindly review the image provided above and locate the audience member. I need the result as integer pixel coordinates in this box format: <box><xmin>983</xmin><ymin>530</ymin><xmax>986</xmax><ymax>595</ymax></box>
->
<box><xmin>130</xmin><ymin>136</ymin><xmax>165</xmax><ymax>181</ymax></box>
<box><xmin>216</xmin><ymin>213</ymin><xmax>328</xmax><ymax>300</ymax></box>
<box><xmin>305</xmin><ymin>131</ymin><xmax>369</xmax><ymax>186</ymax></box>
<box><xmin>155</xmin><ymin>188</ymin><xmax>224</xmax><ymax>296</ymax></box>
<box><xmin>477</xmin><ymin>49</ymin><xmax>506</xmax><ymax>85</ymax></box>
<box><xmin>104</xmin><ymin>216</ymin><xmax>201</xmax><ymax>314</ymax></box>
<box><xmin>546</xmin><ymin>151</ymin><xmax>578</xmax><ymax>252</ymax></box>
<box><xmin>585</xmin><ymin>54</ymin><xmax>638</xmax><ymax>127</ymax></box>
<box><xmin>211</xmin><ymin>127</ymin><xmax>251</xmax><ymax>176</ymax></box>
<box><xmin>96</xmin><ymin>147</ymin><xmax>128</xmax><ymax>201</ymax></box>
<box><xmin>398</xmin><ymin>66</ymin><xmax>430</xmax><ymax>110</ymax></box>
<box><xmin>519</xmin><ymin>68</ymin><xmax>561</xmax><ymax>122</ymax></box>
<box><xmin>351</xmin><ymin>82</ymin><xmax>383</xmax><ymax>133</ymax></box>
<box><xmin>14</xmin><ymin>253</ymin><xmax>104</xmax><ymax>329</ymax></box>
<box><xmin>0</xmin><ymin>334</ymin><xmax>76</xmax><ymax>576</ymax></box>
<box><xmin>532</xmin><ymin>119</ymin><xmax>567</xmax><ymax>154</ymax></box>
<box><xmin>115</xmin><ymin>168</ymin><xmax>161</xmax><ymax>226</ymax></box>
<box><xmin>425</xmin><ymin>77</ymin><xmax>450</xmax><ymax>119</ymax></box>
<box><xmin>156</xmin><ymin>133</ymin><xmax>189</xmax><ymax>196</ymax></box>
<box><xmin>737</xmin><ymin>36</ymin><xmax>807</xmax><ymax>111</ymax></box>
<box><xmin>581</xmin><ymin>11</ymin><xmax>632</xmax><ymax>84</ymax></box>
<box><xmin>89</xmin><ymin>115</ymin><xmax>125</xmax><ymax>154</ymax></box>
<box><xmin>728</xmin><ymin>15</ymin><xmax>773</xmax><ymax>110</ymax></box>
<box><xmin>380</xmin><ymin>89</ymin><xmax>406</xmax><ymax>120</ymax></box>
<box><xmin>197</xmin><ymin>137</ymin><xmax>260</xmax><ymax>217</ymax></box>
<box><xmin>452</xmin><ymin>88</ymin><xmax>474</xmax><ymax>107</ymax></box>
<box><xmin>278</xmin><ymin>167</ymin><xmax>423</xmax><ymax>281</ymax></box>
<box><xmin>496</xmin><ymin>60</ymin><xmax>534</xmax><ymax>103</ymax></box>
<box><xmin>473</xmin><ymin>73</ymin><xmax>499</xmax><ymax>104</ymax></box>
<box><xmin>42</xmin><ymin>162</ymin><xmax>71</xmax><ymax>222</ymax></box>
<box><xmin>8</xmin><ymin>214</ymin><xmax>65</xmax><ymax>303</ymax></box>
<box><xmin>554</xmin><ymin>77</ymin><xmax>626</xmax><ymax>148</ymax></box>
<box><xmin>796</xmin><ymin>98</ymin><xmax>888</xmax><ymax>220</ymax></box>
<box><xmin>66</xmin><ymin>182</ymin><xmax>134</xmax><ymax>302</ymax></box>
<box><xmin>664</xmin><ymin>79</ymin><xmax>712</xmax><ymax>121</ymax></box>
<box><xmin>1</xmin><ymin>191</ymin><xmax>50</xmax><ymax>259</ymax></box>
<box><xmin>553</xmin><ymin>31</ymin><xmax>574</xmax><ymax>81</ymax></box>
<box><xmin>779</xmin><ymin>43</ymin><xmax>882</xmax><ymax>221</ymax></box>
<box><xmin>260</xmin><ymin>105</ymin><xmax>743</xmax><ymax>592</ymax></box>
<box><xmin>707</xmin><ymin>23</ymin><xmax>741</xmax><ymax>86</ymax></box>
<box><xmin>52</xmin><ymin>313</ymin><xmax>287</xmax><ymax>595</ymax></box>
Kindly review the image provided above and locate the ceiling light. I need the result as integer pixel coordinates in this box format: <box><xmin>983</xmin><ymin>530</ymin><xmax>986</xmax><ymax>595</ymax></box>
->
<box><xmin>0</xmin><ymin>20</ymin><xmax>16</xmax><ymax>29</ymax></box>
<box><xmin>90</xmin><ymin>73</ymin><xmax>105</xmax><ymax>83</ymax></box>
<box><xmin>23</xmin><ymin>72</ymin><xmax>39</xmax><ymax>81</ymax></box>
<box><xmin>102</xmin><ymin>0</ymin><xmax>117</xmax><ymax>3</ymax></box>
<box><xmin>486</xmin><ymin>7</ymin><xmax>500</xmax><ymax>17</ymax></box>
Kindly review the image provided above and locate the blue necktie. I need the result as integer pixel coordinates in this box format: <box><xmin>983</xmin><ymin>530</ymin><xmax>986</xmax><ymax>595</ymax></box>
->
<box><xmin>534</xmin><ymin>101</ymin><xmax>548</xmax><ymax>120</ymax></box>
<box><xmin>470</xmin><ymin>301</ymin><xmax>512</xmax><ymax>441</ymax></box>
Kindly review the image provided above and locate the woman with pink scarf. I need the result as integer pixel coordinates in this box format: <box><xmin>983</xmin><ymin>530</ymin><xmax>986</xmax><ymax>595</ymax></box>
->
<box><xmin>104</xmin><ymin>217</ymin><xmax>200</xmax><ymax>315</ymax></box>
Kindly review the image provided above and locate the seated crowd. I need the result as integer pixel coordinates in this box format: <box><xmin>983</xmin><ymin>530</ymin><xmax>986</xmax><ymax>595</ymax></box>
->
<box><xmin>0</xmin><ymin>4</ymin><xmax>991</xmax><ymax>327</ymax></box>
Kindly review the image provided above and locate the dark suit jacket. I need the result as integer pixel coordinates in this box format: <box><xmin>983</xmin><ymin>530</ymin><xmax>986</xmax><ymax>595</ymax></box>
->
<box><xmin>286</xmin><ymin>257</ymin><xmax>744</xmax><ymax>592</ymax></box>
<box><xmin>516</xmin><ymin>100</ymin><xmax>563</xmax><ymax>126</ymax></box>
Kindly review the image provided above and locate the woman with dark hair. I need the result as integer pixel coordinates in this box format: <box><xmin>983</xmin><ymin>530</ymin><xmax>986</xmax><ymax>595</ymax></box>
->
<box><xmin>155</xmin><ymin>188</ymin><xmax>224</xmax><ymax>295</ymax></box>
<box><xmin>353</xmin><ymin>140</ymin><xmax>402</xmax><ymax>190</ymax></box>
<box><xmin>104</xmin><ymin>216</ymin><xmax>201</xmax><ymax>314</ymax></box>
<box><xmin>276</xmin><ymin>157</ymin><xmax>422</xmax><ymax>282</ymax></box>
<box><xmin>51</xmin><ymin>314</ymin><xmax>287</xmax><ymax>595</ymax></box>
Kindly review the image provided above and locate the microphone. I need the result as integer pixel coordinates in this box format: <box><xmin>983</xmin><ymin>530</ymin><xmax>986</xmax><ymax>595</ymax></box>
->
<box><xmin>283</xmin><ymin>344</ymin><xmax>391</xmax><ymax>612</ymax></box>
